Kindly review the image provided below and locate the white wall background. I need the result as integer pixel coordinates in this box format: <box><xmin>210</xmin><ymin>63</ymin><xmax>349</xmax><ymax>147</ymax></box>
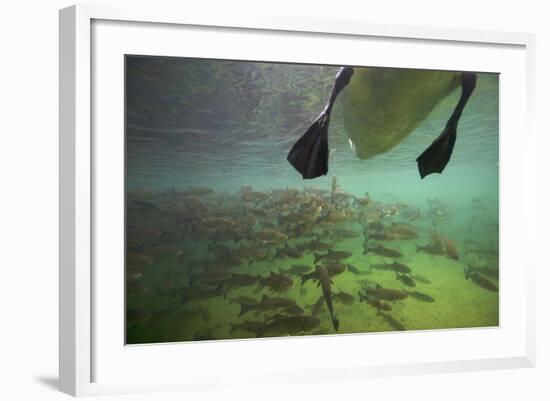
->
<box><xmin>0</xmin><ymin>0</ymin><xmax>547</xmax><ymax>399</ymax></box>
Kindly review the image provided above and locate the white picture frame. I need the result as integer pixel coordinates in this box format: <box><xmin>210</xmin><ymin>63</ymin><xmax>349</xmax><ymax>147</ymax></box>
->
<box><xmin>59</xmin><ymin>4</ymin><xmax>536</xmax><ymax>397</ymax></box>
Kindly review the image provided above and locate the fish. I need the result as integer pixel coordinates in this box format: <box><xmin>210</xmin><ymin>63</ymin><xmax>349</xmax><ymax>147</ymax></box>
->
<box><xmin>319</xmin><ymin>266</ymin><xmax>339</xmax><ymax>331</ymax></box>
<box><xmin>310</xmin><ymin>296</ymin><xmax>326</xmax><ymax>316</ymax></box>
<box><xmin>329</xmin><ymin>228</ymin><xmax>360</xmax><ymax>239</ymax></box>
<box><xmin>396</xmin><ymin>273</ymin><xmax>416</xmax><ymax>287</ymax></box>
<box><xmin>333</xmin><ymin>291</ymin><xmax>355</xmax><ymax>305</ymax></box>
<box><xmin>296</xmin><ymin>240</ymin><xmax>334</xmax><ymax>252</ymax></box>
<box><xmin>207</xmin><ymin>243</ymin><xmax>231</xmax><ymax>258</ymax></box>
<box><xmin>257</xmin><ymin>315</ymin><xmax>321</xmax><ymax>337</ymax></box>
<box><xmin>198</xmin><ymin>216</ymin><xmax>235</xmax><ymax>233</ymax></box>
<box><xmin>464</xmin><ymin>267</ymin><xmax>498</xmax><ymax>292</ymax></box>
<box><xmin>233</xmin><ymin>245</ymin><xmax>268</xmax><ymax>265</ymax></box>
<box><xmin>299</xmin><ymin>263</ymin><xmax>346</xmax><ymax>285</ymax></box>
<box><xmin>377</xmin><ymin>310</ymin><xmax>406</xmax><ymax>331</ymax></box>
<box><xmin>465</xmin><ymin>247</ymin><xmax>499</xmax><ymax>259</ymax></box>
<box><xmin>385</xmin><ymin>223</ymin><xmax>418</xmax><ymax>240</ymax></box>
<box><xmin>238</xmin><ymin>294</ymin><xmax>296</xmax><ymax>316</ymax></box>
<box><xmin>216</xmin><ymin>273</ymin><xmax>259</xmax><ymax>291</ymax></box>
<box><xmin>388</xmin><ymin>261</ymin><xmax>412</xmax><ymax>274</ymax></box>
<box><xmin>467</xmin><ymin>265</ymin><xmax>499</xmax><ymax>279</ymax></box>
<box><xmin>278</xmin><ymin>207</ymin><xmax>322</xmax><ymax>227</ymax></box>
<box><xmin>265</xmin><ymin>305</ymin><xmax>305</xmax><ymax>321</ymax></box>
<box><xmin>282</xmin><ymin>304</ymin><xmax>305</xmax><ymax>315</ymax></box>
<box><xmin>368</xmin><ymin>261</ymin><xmax>411</xmax><ymax>274</ymax></box>
<box><xmin>415</xmin><ymin>243</ymin><xmax>445</xmax><ymax>256</ymax></box>
<box><xmin>255</xmin><ymin>228</ymin><xmax>288</xmax><ymax>245</ymax></box>
<box><xmin>190</xmin><ymin>268</ymin><xmax>232</xmax><ymax>286</ymax></box>
<box><xmin>370</xmin><ymin>231</ymin><xmax>394</xmax><ymax>241</ymax></box>
<box><xmin>345</xmin><ymin>264</ymin><xmax>361</xmax><ymax>275</ymax></box>
<box><xmin>319</xmin><ymin>209</ymin><xmax>352</xmax><ymax>224</ymax></box>
<box><xmin>228</xmin><ymin>296</ymin><xmax>257</xmax><ymax>305</ymax></box>
<box><xmin>180</xmin><ymin>286</ymin><xmax>222</xmax><ymax>304</ymax></box>
<box><xmin>281</xmin><ymin>264</ymin><xmax>312</xmax><ymax>276</ymax></box>
<box><xmin>442</xmin><ymin>235</ymin><xmax>460</xmax><ymax>260</ymax></box>
<box><xmin>365</xmin><ymin>245</ymin><xmax>403</xmax><ymax>258</ymax></box>
<box><xmin>193</xmin><ymin>329</ymin><xmax>217</xmax><ymax>341</ymax></box>
<box><xmin>313</xmin><ymin>249</ymin><xmax>353</xmax><ymax>264</ymax></box>
<box><xmin>229</xmin><ymin>320</ymin><xmax>265</xmax><ymax>336</ymax></box>
<box><xmin>275</xmin><ymin>243</ymin><xmax>304</xmax><ymax>259</ymax></box>
<box><xmin>404</xmin><ymin>290</ymin><xmax>435</xmax><ymax>302</ymax></box>
<box><xmin>358</xmin><ymin>293</ymin><xmax>392</xmax><ymax>311</ymax></box>
<box><xmin>257</xmin><ymin>271</ymin><xmax>294</xmax><ymax>292</ymax></box>
<box><xmin>363</xmin><ymin>285</ymin><xmax>408</xmax><ymax>302</ymax></box>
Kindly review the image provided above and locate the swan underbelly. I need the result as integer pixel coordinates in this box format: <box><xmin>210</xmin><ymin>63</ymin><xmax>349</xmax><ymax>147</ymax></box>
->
<box><xmin>339</xmin><ymin>68</ymin><xmax>461</xmax><ymax>159</ymax></box>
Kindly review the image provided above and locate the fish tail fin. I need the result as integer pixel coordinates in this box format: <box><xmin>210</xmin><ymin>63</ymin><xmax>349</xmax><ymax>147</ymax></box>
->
<box><xmin>332</xmin><ymin>316</ymin><xmax>339</xmax><ymax>331</ymax></box>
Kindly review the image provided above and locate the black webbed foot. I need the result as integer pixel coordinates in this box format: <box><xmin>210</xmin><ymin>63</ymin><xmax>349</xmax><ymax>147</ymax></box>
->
<box><xmin>287</xmin><ymin>67</ymin><xmax>354</xmax><ymax>179</ymax></box>
<box><xmin>287</xmin><ymin>112</ymin><xmax>330</xmax><ymax>179</ymax></box>
<box><xmin>416</xmin><ymin>73</ymin><xmax>477</xmax><ymax>179</ymax></box>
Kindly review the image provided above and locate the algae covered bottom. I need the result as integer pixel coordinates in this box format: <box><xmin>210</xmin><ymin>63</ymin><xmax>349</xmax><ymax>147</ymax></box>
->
<box><xmin>125</xmin><ymin>56</ymin><xmax>499</xmax><ymax>344</ymax></box>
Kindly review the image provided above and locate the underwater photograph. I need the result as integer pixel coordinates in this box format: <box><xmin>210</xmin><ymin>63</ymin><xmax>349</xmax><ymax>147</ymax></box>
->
<box><xmin>125</xmin><ymin>55</ymin><xmax>499</xmax><ymax>344</ymax></box>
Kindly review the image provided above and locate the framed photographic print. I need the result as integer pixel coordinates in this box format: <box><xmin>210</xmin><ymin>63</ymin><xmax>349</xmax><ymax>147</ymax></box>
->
<box><xmin>59</xmin><ymin>4</ymin><xmax>536</xmax><ymax>397</ymax></box>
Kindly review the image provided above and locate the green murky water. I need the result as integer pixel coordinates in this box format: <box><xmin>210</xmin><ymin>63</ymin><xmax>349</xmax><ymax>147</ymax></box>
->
<box><xmin>125</xmin><ymin>56</ymin><xmax>498</xmax><ymax>344</ymax></box>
